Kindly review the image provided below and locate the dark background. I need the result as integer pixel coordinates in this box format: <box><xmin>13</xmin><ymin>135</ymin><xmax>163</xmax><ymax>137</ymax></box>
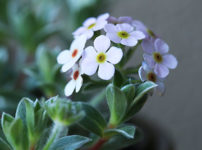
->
<box><xmin>110</xmin><ymin>0</ymin><xmax>202</xmax><ymax>150</ymax></box>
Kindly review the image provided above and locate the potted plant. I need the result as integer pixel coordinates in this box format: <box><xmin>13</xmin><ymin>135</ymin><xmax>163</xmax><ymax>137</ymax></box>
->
<box><xmin>0</xmin><ymin>13</ymin><xmax>177</xmax><ymax>150</ymax></box>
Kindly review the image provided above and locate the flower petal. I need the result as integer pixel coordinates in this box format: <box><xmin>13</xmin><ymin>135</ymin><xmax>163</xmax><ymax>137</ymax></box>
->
<box><xmin>83</xmin><ymin>17</ymin><xmax>96</xmax><ymax>27</ymax></box>
<box><xmin>76</xmin><ymin>76</ymin><xmax>83</xmax><ymax>93</ymax></box>
<box><xmin>118</xmin><ymin>16</ymin><xmax>133</xmax><ymax>24</ymax></box>
<box><xmin>117</xmin><ymin>23</ymin><xmax>133</xmax><ymax>32</ymax></box>
<box><xmin>70</xmin><ymin>35</ymin><xmax>87</xmax><ymax>51</ymax></box>
<box><xmin>104</xmin><ymin>24</ymin><xmax>117</xmax><ymax>33</ymax></box>
<box><xmin>162</xmin><ymin>54</ymin><xmax>178</xmax><ymax>69</ymax></box>
<box><xmin>132</xmin><ymin>20</ymin><xmax>147</xmax><ymax>35</ymax></box>
<box><xmin>143</xmin><ymin>53</ymin><xmax>155</xmax><ymax>68</ymax></box>
<box><xmin>156</xmin><ymin>82</ymin><xmax>165</xmax><ymax>96</ymax></box>
<box><xmin>106</xmin><ymin>33</ymin><xmax>121</xmax><ymax>43</ymax></box>
<box><xmin>94</xmin><ymin>35</ymin><xmax>110</xmax><ymax>52</ymax></box>
<box><xmin>141</xmin><ymin>38</ymin><xmax>155</xmax><ymax>54</ymax></box>
<box><xmin>106</xmin><ymin>46</ymin><xmax>123</xmax><ymax>64</ymax></box>
<box><xmin>154</xmin><ymin>38</ymin><xmax>169</xmax><ymax>54</ymax></box>
<box><xmin>72</xmin><ymin>27</ymin><xmax>87</xmax><ymax>37</ymax></box>
<box><xmin>138</xmin><ymin>66</ymin><xmax>147</xmax><ymax>81</ymax></box>
<box><xmin>57</xmin><ymin>50</ymin><xmax>71</xmax><ymax>64</ymax></box>
<box><xmin>93</xmin><ymin>20</ymin><xmax>107</xmax><ymax>31</ymax></box>
<box><xmin>61</xmin><ymin>60</ymin><xmax>76</xmax><ymax>72</ymax></box>
<box><xmin>154</xmin><ymin>64</ymin><xmax>169</xmax><ymax>78</ymax></box>
<box><xmin>64</xmin><ymin>80</ymin><xmax>76</xmax><ymax>96</ymax></box>
<box><xmin>142</xmin><ymin>61</ymin><xmax>153</xmax><ymax>72</ymax></box>
<box><xmin>130</xmin><ymin>31</ymin><xmax>145</xmax><ymax>40</ymax></box>
<box><xmin>80</xmin><ymin>46</ymin><xmax>98</xmax><ymax>75</ymax></box>
<box><xmin>121</xmin><ymin>37</ymin><xmax>137</xmax><ymax>47</ymax></box>
<box><xmin>97</xmin><ymin>13</ymin><xmax>109</xmax><ymax>21</ymax></box>
<box><xmin>98</xmin><ymin>62</ymin><xmax>115</xmax><ymax>80</ymax></box>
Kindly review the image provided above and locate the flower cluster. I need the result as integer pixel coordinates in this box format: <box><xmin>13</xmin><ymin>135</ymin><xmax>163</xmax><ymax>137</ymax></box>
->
<box><xmin>135</xmin><ymin>21</ymin><xmax>178</xmax><ymax>95</ymax></box>
<box><xmin>57</xmin><ymin>13</ymin><xmax>177</xmax><ymax>96</ymax></box>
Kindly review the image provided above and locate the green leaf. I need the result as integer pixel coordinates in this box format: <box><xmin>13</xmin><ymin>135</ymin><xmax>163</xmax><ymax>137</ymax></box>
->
<box><xmin>9</xmin><ymin>118</ymin><xmax>29</xmax><ymax>150</ymax></box>
<box><xmin>1</xmin><ymin>113</ymin><xmax>14</xmax><ymax>135</ymax></box>
<box><xmin>123</xmin><ymin>81</ymin><xmax>157</xmax><ymax>121</ymax></box>
<box><xmin>104</xmin><ymin>125</ymin><xmax>136</xmax><ymax>139</ymax></box>
<box><xmin>100</xmin><ymin>129</ymin><xmax>142</xmax><ymax>150</ymax></box>
<box><xmin>24</xmin><ymin>99</ymin><xmax>35</xmax><ymax>141</ymax></box>
<box><xmin>113</xmin><ymin>69</ymin><xmax>125</xmax><ymax>87</ymax></box>
<box><xmin>15</xmin><ymin>98</ymin><xmax>27</xmax><ymax>125</ymax></box>
<box><xmin>121</xmin><ymin>84</ymin><xmax>136</xmax><ymax>106</ymax></box>
<box><xmin>45</xmin><ymin>97</ymin><xmax>84</xmax><ymax>126</ymax></box>
<box><xmin>36</xmin><ymin>45</ymin><xmax>55</xmax><ymax>83</ymax></box>
<box><xmin>79</xmin><ymin>103</ymin><xmax>107</xmax><ymax>137</ymax></box>
<box><xmin>0</xmin><ymin>137</ymin><xmax>11</xmax><ymax>150</ymax></box>
<box><xmin>131</xmin><ymin>81</ymin><xmax>157</xmax><ymax>107</ymax></box>
<box><xmin>125</xmin><ymin>95</ymin><xmax>148</xmax><ymax>121</ymax></box>
<box><xmin>49</xmin><ymin>135</ymin><xmax>91</xmax><ymax>150</ymax></box>
<box><xmin>106</xmin><ymin>84</ymin><xmax>127</xmax><ymax>125</ymax></box>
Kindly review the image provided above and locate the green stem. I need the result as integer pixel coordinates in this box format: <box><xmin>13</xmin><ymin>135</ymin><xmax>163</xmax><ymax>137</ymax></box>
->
<box><xmin>42</xmin><ymin>123</ymin><xmax>65</xmax><ymax>150</ymax></box>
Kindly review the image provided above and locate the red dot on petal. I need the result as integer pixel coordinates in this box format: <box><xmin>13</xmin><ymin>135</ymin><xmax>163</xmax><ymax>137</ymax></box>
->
<box><xmin>72</xmin><ymin>49</ymin><xmax>78</xmax><ymax>58</ymax></box>
<box><xmin>73</xmin><ymin>71</ymin><xmax>79</xmax><ymax>80</ymax></box>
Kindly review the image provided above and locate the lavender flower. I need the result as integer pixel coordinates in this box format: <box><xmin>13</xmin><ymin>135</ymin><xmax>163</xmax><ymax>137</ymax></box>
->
<box><xmin>104</xmin><ymin>23</ymin><xmax>145</xmax><ymax>47</ymax></box>
<box><xmin>107</xmin><ymin>16</ymin><xmax>133</xmax><ymax>24</ymax></box>
<box><xmin>139</xmin><ymin>62</ymin><xmax>165</xmax><ymax>95</ymax></box>
<box><xmin>142</xmin><ymin>38</ymin><xmax>178</xmax><ymax>78</ymax></box>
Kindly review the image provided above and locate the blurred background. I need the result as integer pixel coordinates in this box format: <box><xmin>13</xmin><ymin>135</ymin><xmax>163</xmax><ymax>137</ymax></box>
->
<box><xmin>0</xmin><ymin>0</ymin><xmax>201</xmax><ymax>150</ymax></box>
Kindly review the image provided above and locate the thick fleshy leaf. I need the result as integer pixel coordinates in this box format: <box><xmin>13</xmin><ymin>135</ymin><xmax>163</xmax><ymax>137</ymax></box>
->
<box><xmin>121</xmin><ymin>84</ymin><xmax>136</xmax><ymax>106</ymax></box>
<box><xmin>113</xmin><ymin>69</ymin><xmax>125</xmax><ymax>88</ymax></box>
<box><xmin>0</xmin><ymin>137</ymin><xmax>11</xmax><ymax>150</ymax></box>
<box><xmin>79</xmin><ymin>103</ymin><xmax>107</xmax><ymax>137</ymax></box>
<box><xmin>9</xmin><ymin>119</ymin><xmax>29</xmax><ymax>150</ymax></box>
<box><xmin>15</xmin><ymin>98</ymin><xmax>27</xmax><ymax>125</ymax></box>
<box><xmin>104</xmin><ymin>125</ymin><xmax>136</xmax><ymax>139</ymax></box>
<box><xmin>123</xmin><ymin>81</ymin><xmax>157</xmax><ymax>121</ymax></box>
<box><xmin>100</xmin><ymin>129</ymin><xmax>142</xmax><ymax>150</ymax></box>
<box><xmin>131</xmin><ymin>81</ymin><xmax>157</xmax><ymax>107</ymax></box>
<box><xmin>106</xmin><ymin>84</ymin><xmax>127</xmax><ymax>125</ymax></box>
<box><xmin>50</xmin><ymin>135</ymin><xmax>91</xmax><ymax>150</ymax></box>
<box><xmin>1</xmin><ymin>113</ymin><xmax>14</xmax><ymax>136</ymax></box>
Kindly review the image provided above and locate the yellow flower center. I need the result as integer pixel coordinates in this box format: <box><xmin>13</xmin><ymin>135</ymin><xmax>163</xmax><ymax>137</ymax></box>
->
<box><xmin>153</xmin><ymin>52</ymin><xmax>163</xmax><ymax>63</ymax></box>
<box><xmin>117</xmin><ymin>31</ymin><xmax>129</xmax><ymax>39</ymax></box>
<box><xmin>96</xmin><ymin>53</ymin><xmax>106</xmax><ymax>64</ymax></box>
<box><xmin>88</xmin><ymin>23</ymin><xmax>96</xmax><ymax>29</ymax></box>
<box><xmin>147</xmin><ymin>72</ymin><xmax>156</xmax><ymax>82</ymax></box>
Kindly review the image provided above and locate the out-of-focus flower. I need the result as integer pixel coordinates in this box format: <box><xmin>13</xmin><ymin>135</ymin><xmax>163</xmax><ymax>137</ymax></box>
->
<box><xmin>73</xmin><ymin>13</ymin><xmax>109</xmax><ymax>39</ymax></box>
<box><xmin>132</xmin><ymin>20</ymin><xmax>156</xmax><ymax>38</ymax></box>
<box><xmin>104</xmin><ymin>23</ymin><xmax>145</xmax><ymax>47</ymax></box>
<box><xmin>81</xmin><ymin>35</ymin><xmax>123</xmax><ymax>80</ymax></box>
<box><xmin>107</xmin><ymin>16</ymin><xmax>133</xmax><ymax>24</ymax></box>
<box><xmin>64</xmin><ymin>64</ymin><xmax>83</xmax><ymax>96</ymax></box>
<box><xmin>139</xmin><ymin>62</ymin><xmax>165</xmax><ymax>95</ymax></box>
<box><xmin>57</xmin><ymin>35</ymin><xmax>87</xmax><ymax>72</ymax></box>
<box><xmin>142</xmin><ymin>38</ymin><xmax>178</xmax><ymax>78</ymax></box>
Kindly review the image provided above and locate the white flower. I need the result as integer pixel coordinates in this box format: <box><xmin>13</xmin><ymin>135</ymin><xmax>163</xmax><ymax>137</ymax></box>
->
<box><xmin>81</xmin><ymin>35</ymin><xmax>123</xmax><ymax>80</ymax></box>
<box><xmin>64</xmin><ymin>64</ymin><xmax>83</xmax><ymax>96</ymax></box>
<box><xmin>57</xmin><ymin>35</ymin><xmax>87</xmax><ymax>72</ymax></box>
<box><xmin>73</xmin><ymin>13</ymin><xmax>109</xmax><ymax>39</ymax></box>
<box><xmin>104</xmin><ymin>23</ymin><xmax>145</xmax><ymax>47</ymax></box>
